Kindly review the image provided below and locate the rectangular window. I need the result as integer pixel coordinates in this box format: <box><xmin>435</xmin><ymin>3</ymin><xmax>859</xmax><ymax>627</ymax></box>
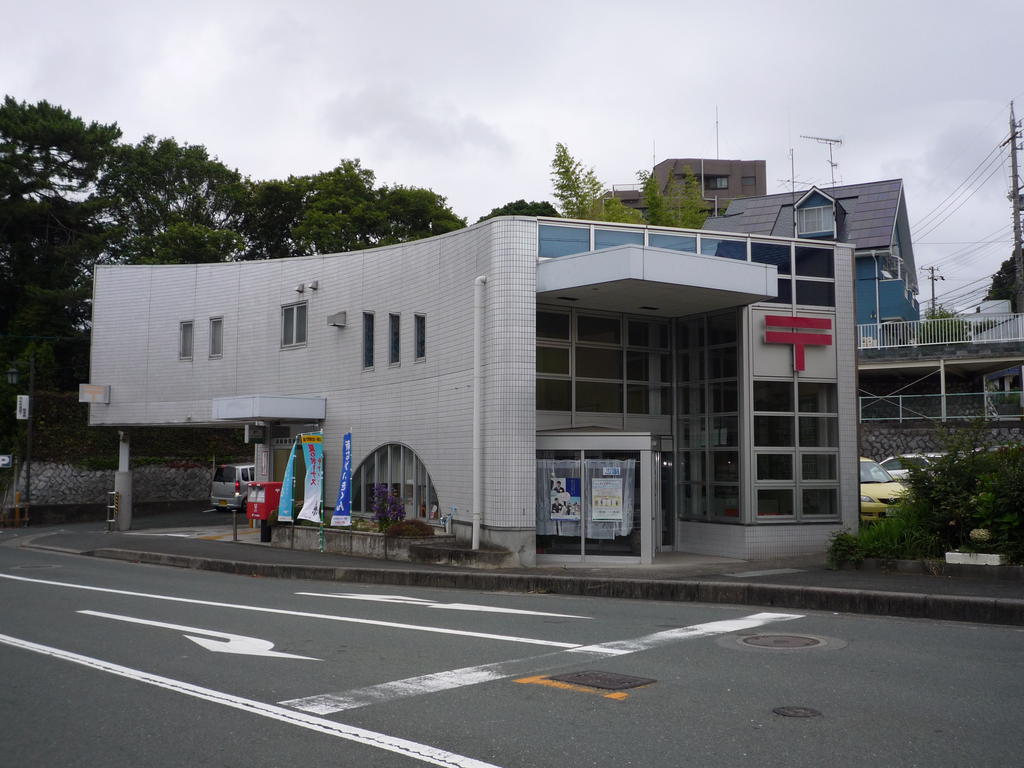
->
<box><xmin>363</xmin><ymin>312</ymin><xmax>374</xmax><ymax>368</ymax></box>
<box><xmin>706</xmin><ymin>176</ymin><xmax>729</xmax><ymax>190</ymax></box>
<box><xmin>797</xmin><ymin>205</ymin><xmax>833</xmax><ymax>235</ymax></box>
<box><xmin>414</xmin><ymin>314</ymin><xmax>426</xmax><ymax>360</ymax></box>
<box><xmin>179</xmin><ymin>321</ymin><xmax>193</xmax><ymax>360</ymax></box>
<box><xmin>389</xmin><ymin>313</ymin><xmax>400</xmax><ymax>364</ymax></box>
<box><xmin>281</xmin><ymin>302</ymin><xmax>307</xmax><ymax>347</ymax></box>
<box><xmin>209</xmin><ymin>317</ymin><xmax>223</xmax><ymax>358</ymax></box>
<box><xmin>795</xmin><ymin>280</ymin><xmax>835</xmax><ymax>307</ymax></box>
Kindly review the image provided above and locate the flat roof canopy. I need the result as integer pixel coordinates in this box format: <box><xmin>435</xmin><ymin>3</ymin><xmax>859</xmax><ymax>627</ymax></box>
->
<box><xmin>536</xmin><ymin>245</ymin><xmax>778</xmax><ymax>317</ymax></box>
<box><xmin>212</xmin><ymin>395</ymin><xmax>326</xmax><ymax>422</ymax></box>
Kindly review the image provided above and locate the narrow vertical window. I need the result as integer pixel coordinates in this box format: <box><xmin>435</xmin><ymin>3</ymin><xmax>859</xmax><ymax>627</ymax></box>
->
<box><xmin>363</xmin><ymin>312</ymin><xmax>374</xmax><ymax>368</ymax></box>
<box><xmin>281</xmin><ymin>302</ymin><xmax>307</xmax><ymax>347</ymax></box>
<box><xmin>179</xmin><ymin>321</ymin><xmax>193</xmax><ymax>360</ymax></box>
<box><xmin>415</xmin><ymin>314</ymin><xmax>426</xmax><ymax>360</ymax></box>
<box><xmin>209</xmin><ymin>317</ymin><xmax>223</xmax><ymax>358</ymax></box>
<box><xmin>389</xmin><ymin>313</ymin><xmax>401</xmax><ymax>364</ymax></box>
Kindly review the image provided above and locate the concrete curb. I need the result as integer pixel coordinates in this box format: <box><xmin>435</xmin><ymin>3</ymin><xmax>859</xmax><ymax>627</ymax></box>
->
<box><xmin>87</xmin><ymin>548</ymin><xmax>1024</xmax><ymax>627</ymax></box>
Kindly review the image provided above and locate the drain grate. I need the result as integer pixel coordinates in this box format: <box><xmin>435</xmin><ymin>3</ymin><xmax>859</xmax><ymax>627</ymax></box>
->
<box><xmin>548</xmin><ymin>671</ymin><xmax>656</xmax><ymax>691</ymax></box>
<box><xmin>773</xmin><ymin>706</ymin><xmax>822</xmax><ymax>718</ymax></box>
<box><xmin>741</xmin><ymin>634</ymin><xmax>822</xmax><ymax>649</ymax></box>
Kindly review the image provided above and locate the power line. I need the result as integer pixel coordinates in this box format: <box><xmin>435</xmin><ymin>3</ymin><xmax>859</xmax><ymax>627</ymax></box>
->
<box><xmin>911</xmin><ymin>142</ymin><xmax>1005</xmax><ymax>234</ymax></box>
<box><xmin>912</xmin><ymin>154</ymin><xmax>1008</xmax><ymax>241</ymax></box>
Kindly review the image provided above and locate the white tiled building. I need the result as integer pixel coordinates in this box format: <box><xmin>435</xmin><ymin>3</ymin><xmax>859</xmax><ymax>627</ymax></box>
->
<box><xmin>89</xmin><ymin>216</ymin><xmax>858</xmax><ymax>566</ymax></box>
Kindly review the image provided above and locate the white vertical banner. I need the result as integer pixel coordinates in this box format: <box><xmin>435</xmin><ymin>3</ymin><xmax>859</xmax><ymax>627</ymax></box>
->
<box><xmin>15</xmin><ymin>396</ymin><xmax>29</xmax><ymax>420</ymax></box>
<box><xmin>297</xmin><ymin>433</ymin><xmax>324</xmax><ymax>523</ymax></box>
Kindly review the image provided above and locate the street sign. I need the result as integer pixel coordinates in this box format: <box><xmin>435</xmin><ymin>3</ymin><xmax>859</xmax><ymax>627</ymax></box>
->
<box><xmin>15</xmin><ymin>395</ymin><xmax>29</xmax><ymax>420</ymax></box>
<box><xmin>0</xmin><ymin>455</ymin><xmax>12</xmax><ymax>469</ymax></box>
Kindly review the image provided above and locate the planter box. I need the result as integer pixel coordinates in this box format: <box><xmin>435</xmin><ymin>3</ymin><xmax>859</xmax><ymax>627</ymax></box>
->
<box><xmin>271</xmin><ymin>523</ymin><xmax>455</xmax><ymax>561</ymax></box>
<box><xmin>945</xmin><ymin>551</ymin><xmax>1005</xmax><ymax>566</ymax></box>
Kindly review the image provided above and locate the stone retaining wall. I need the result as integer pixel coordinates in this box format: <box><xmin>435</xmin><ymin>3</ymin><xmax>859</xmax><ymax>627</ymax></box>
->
<box><xmin>9</xmin><ymin>461</ymin><xmax>212</xmax><ymax>505</ymax></box>
<box><xmin>860</xmin><ymin>423</ymin><xmax>1024</xmax><ymax>461</ymax></box>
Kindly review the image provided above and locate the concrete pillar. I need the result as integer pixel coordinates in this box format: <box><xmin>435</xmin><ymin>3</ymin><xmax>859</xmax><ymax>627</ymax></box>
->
<box><xmin>115</xmin><ymin>431</ymin><xmax>132</xmax><ymax>530</ymax></box>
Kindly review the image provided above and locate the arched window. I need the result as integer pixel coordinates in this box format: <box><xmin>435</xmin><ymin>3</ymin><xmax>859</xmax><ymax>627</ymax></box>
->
<box><xmin>352</xmin><ymin>443</ymin><xmax>440</xmax><ymax>520</ymax></box>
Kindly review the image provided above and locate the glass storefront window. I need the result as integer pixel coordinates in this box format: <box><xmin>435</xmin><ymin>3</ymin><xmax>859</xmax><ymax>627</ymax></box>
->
<box><xmin>798</xmin><ymin>382</ymin><xmax>838</xmax><ymax>412</ymax></box>
<box><xmin>595</xmin><ymin>229</ymin><xmax>643</xmax><ymax>249</ymax></box>
<box><xmin>711</xmin><ymin>415</ymin><xmax>738</xmax><ymax>447</ymax></box>
<box><xmin>757</xmin><ymin>488</ymin><xmax>794</xmax><ymax>517</ymax></box>
<box><xmin>751</xmin><ymin>242</ymin><xmax>791</xmax><ymax>274</ymax></box>
<box><xmin>351</xmin><ymin>443</ymin><xmax>440</xmax><ymax>519</ymax></box>
<box><xmin>708</xmin><ymin>347</ymin><xmax>737</xmax><ymax>378</ymax></box>
<box><xmin>795</xmin><ymin>280</ymin><xmax>835</xmax><ymax>307</ymax></box>
<box><xmin>575</xmin><ymin>381</ymin><xmax>622</xmax><ymax>413</ymax></box>
<box><xmin>537</xmin><ymin>311</ymin><xmax>570</xmax><ymax>340</ymax></box>
<box><xmin>768</xmin><ymin>277</ymin><xmax>793</xmax><ymax>304</ymax></box>
<box><xmin>539</xmin><ymin>224</ymin><xmax>589</xmax><ymax>258</ymax></box>
<box><xmin>700</xmin><ymin>238</ymin><xmax>746</xmax><ymax>260</ymax></box>
<box><xmin>754</xmin><ymin>415</ymin><xmax>794</xmax><ymax>446</ymax></box>
<box><xmin>576</xmin><ymin>347</ymin><xmax>623</xmax><ymax>379</ymax></box>
<box><xmin>754</xmin><ymin>380</ymin><xmax>793</xmax><ymax>412</ymax></box>
<box><xmin>757</xmin><ymin>453</ymin><xmax>793</xmax><ymax>480</ymax></box>
<box><xmin>537</xmin><ymin>346</ymin><xmax>569</xmax><ymax>375</ymax></box>
<box><xmin>799</xmin><ymin>416</ymin><xmax>839</xmax><ymax>447</ymax></box>
<box><xmin>710</xmin><ymin>381</ymin><xmax>737</xmax><ymax>413</ymax></box>
<box><xmin>628</xmin><ymin>320</ymin><xmax>669</xmax><ymax>349</ymax></box>
<box><xmin>707</xmin><ymin>312</ymin><xmax>737</xmax><ymax>345</ymax></box>
<box><xmin>795</xmin><ymin>246</ymin><xmax>835</xmax><ymax>278</ymax></box>
<box><xmin>802</xmin><ymin>488</ymin><xmax>838</xmax><ymax>516</ymax></box>
<box><xmin>577</xmin><ymin>315</ymin><xmax>621</xmax><ymax>344</ymax></box>
<box><xmin>649</xmin><ymin>233</ymin><xmax>697</xmax><ymax>253</ymax></box>
<box><xmin>710</xmin><ymin>485</ymin><xmax>740</xmax><ymax>517</ymax></box>
<box><xmin>537</xmin><ymin>379</ymin><xmax>571</xmax><ymax>411</ymax></box>
<box><xmin>802</xmin><ymin>454</ymin><xmax>837</xmax><ymax>480</ymax></box>
<box><xmin>627</xmin><ymin>385</ymin><xmax>672</xmax><ymax>416</ymax></box>
<box><xmin>713</xmin><ymin>452</ymin><xmax>739</xmax><ymax>482</ymax></box>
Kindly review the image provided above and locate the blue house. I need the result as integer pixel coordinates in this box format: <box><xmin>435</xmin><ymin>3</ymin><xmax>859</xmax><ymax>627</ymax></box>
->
<box><xmin>705</xmin><ymin>179</ymin><xmax>919</xmax><ymax>324</ymax></box>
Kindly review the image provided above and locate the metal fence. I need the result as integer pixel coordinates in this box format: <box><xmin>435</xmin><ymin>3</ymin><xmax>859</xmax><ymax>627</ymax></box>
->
<box><xmin>860</xmin><ymin>391</ymin><xmax>1024</xmax><ymax>422</ymax></box>
<box><xmin>858</xmin><ymin>314</ymin><xmax>1024</xmax><ymax>349</ymax></box>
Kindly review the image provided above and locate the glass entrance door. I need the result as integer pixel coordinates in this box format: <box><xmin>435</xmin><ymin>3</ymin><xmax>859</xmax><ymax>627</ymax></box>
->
<box><xmin>535</xmin><ymin>448</ymin><xmax>642</xmax><ymax>559</ymax></box>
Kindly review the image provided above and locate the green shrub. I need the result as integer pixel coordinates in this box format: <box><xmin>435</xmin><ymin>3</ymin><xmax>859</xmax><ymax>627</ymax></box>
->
<box><xmin>384</xmin><ymin>518</ymin><xmax>435</xmax><ymax>538</ymax></box>
<box><xmin>826</xmin><ymin>531</ymin><xmax>863</xmax><ymax>569</ymax></box>
<box><xmin>857</xmin><ymin>513</ymin><xmax>941</xmax><ymax>561</ymax></box>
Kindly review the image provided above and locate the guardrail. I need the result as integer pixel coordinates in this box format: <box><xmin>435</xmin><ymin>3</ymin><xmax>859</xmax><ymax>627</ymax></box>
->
<box><xmin>860</xmin><ymin>391</ymin><xmax>1024</xmax><ymax>422</ymax></box>
<box><xmin>858</xmin><ymin>313</ymin><xmax>1024</xmax><ymax>349</ymax></box>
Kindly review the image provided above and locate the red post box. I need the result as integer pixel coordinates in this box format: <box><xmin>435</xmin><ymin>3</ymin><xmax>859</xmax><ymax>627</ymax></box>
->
<box><xmin>247</xmin><ymin>481</ymin><xmax>282</xmax><ymax>521</ymax></box>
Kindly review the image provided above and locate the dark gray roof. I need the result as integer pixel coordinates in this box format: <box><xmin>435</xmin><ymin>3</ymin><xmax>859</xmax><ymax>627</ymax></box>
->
<box><xmin>704</xmin><ymin>179</ymin><xmax>905</xmax><ymax>251</ymax></box>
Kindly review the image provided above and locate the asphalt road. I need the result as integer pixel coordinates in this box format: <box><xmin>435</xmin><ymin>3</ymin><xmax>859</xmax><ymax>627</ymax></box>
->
<box><xmin>2</xmin><ymin>542</ymin><xmax>1022</xmax><ymax>768</ymax></box>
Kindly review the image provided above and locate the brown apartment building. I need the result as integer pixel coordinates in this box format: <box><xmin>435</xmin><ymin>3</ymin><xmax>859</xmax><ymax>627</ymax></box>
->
<box><xmin>613</xmin><ymin>157</ymin><xmax>767</xmax><ymax>217</ymax></box>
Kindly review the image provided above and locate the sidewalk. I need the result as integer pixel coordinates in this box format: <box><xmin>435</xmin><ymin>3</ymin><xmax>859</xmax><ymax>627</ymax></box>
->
<box><xmin>6</xmin><ymin>514</ymin><xmax>1024</xmax><ymax>626</ymax></box>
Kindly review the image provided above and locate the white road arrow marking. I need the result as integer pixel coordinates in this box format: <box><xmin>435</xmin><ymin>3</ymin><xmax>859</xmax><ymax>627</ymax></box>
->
<box><xmin>78</xmin><ymin>610</ymin><xmax>318</xmax><ymax>660</ymax></box>
<box><xmin>296</xmin><ymin>592</ymin><xmax>591</xmax><ymax>619</ymax></box>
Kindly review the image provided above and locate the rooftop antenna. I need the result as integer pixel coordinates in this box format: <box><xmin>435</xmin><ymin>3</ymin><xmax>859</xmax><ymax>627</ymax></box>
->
<box><xmin>800</xmin><ymin>134</ymin><xmax>843</xmax><ymax>190</ymax></box>
<box><xmin>715</xmin><ymin>106</ymin><xmax>720</xmax><ymax>159</ymax></box>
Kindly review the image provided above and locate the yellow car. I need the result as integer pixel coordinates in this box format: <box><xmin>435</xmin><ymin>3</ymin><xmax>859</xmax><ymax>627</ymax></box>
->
<box><xmin>860</xmin><ymin>457</ymin><xmax>905</xmax><ymax>523</ymax></box>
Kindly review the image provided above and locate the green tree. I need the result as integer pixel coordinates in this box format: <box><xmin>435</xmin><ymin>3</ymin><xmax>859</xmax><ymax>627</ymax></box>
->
<box><xmin>0</xmin><ymin>96</ymin><xmax>120</xmax><ymax>391</ymax></box>
<box><xmin>986</xmin><ymin>255</ymin><xmax>1017</xmax><ymax>311</ymax></box>
<box><xmin>550</xmin><ymin>143</ymin><xmax>645</xmax><ymax>224</ymax></box>
<box><xmin>666</xmin><ymin>165</ymin><xmax>708</xmax><ymax>229</ymax></box>
<box><xmin>639</xmin><ymin>170</ymin><xmax>673</xmax><ymax>226</ymax></box>
<box><xmin>476</xmin><ymin>199</ymin><xmax>559</xmax><ymax>223</ymax></box>
<box><xmin>375</xmin><ymin>184</ymin><xmax>465</xmax><ymax>245</ymax></box>
<box><xmin>98</xmin><ymin>135</ymin><xmax>246</xmax><ymax>264</ymax></box>
<box><xmin>237</xmin><ymin>176</ymin><xmax>309</xmax><ymax>260</ymax></box>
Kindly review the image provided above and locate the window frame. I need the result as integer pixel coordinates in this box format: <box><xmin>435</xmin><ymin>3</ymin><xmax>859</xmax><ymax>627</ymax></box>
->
<box><xmin>389</xmin><ymin>313</ymin><xmax>401</xmax><ymax>366</ymax></box>
<box><xmin>796</xmin><ymin>205</ymin><xmax>834</xmax><ymax>236</ymax></box>
<box><xmin>363</xmin><ymin>312</ymin><xmax>375</xmax><ymax>369</ymax></box>
<box><xmin>281</xmin><ymin>301</ymin><xmax>308</xmax><ymax>349</ymax></box>
<box><xmin>414</xmin><ymin>314</ymin><xmax>426</xmax><ymax>361</ymax></box>
<box><xmin>208</xmin><ymin>316</ymin><xmax>223</xmax><ymax>359</ymax></box>
<box><xmin>178</xmin><ymin>320</ymin><xmax>194</xmax><ymax>361</ymax></box>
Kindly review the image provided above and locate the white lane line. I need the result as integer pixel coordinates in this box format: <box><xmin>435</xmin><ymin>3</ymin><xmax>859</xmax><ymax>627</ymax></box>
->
<box><xmin>296</xmin><ymin>592</ymin><xmax>591</xmax><ymax>619</ymax></box>
<box><xmin>0</xmin><ymin>574</ymin><xmax>579</xmax><ymax>650</ymax></box>
<box><xmin>78</xmin><ymin>610</ymin><xmax>319</xmax><ymax>660</ymax></box>
<box><xmin>0</xmin><ymin>632</ymin><xmax>502</xmax><ymax>768</ymax></box>
<box><xmin>281</xmin><ymin>611</ymin><xmax>803</xmax><ymax>715</ymax></box>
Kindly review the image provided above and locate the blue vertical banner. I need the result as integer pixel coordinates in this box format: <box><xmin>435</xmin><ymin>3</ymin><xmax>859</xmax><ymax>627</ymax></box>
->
<box><xmin>331</xmin><ymin>432</ymin><xmax>353</xmax><ymax>527</ymax></box>
<box><xmin>277</xmin><ymin>442</ymin><xmax>297</xmax><ymax>522</ymax></box>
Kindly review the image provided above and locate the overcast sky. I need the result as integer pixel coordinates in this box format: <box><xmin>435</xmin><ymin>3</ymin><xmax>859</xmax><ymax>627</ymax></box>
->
<box><xmin>6</xmin><ymin>0</ymin><xmax>1022</xmax><ymax>310</ymax></box>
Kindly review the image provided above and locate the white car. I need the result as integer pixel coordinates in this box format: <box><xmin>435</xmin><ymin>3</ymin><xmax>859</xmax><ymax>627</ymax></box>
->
<box><xmin>210</xmin><ymin>463</ymin><xmax>255</xmax><ymax>512</ymax></box>
<box><xmin>878</xmin><ymin>454</ymin><xmax>942</xmax><ymax>481</ymax></box>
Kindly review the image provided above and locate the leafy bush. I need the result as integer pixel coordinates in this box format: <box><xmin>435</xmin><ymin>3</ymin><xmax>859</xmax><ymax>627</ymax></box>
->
<box><xmin>826</xmin><ymin>531</ymin><xmax>863</xmax><ymax>569</ymax></box>
<box><xmin>384</xmin><ymin>518</ymin><xmax>434</xmax><ymax>538</ymax></box>
<box><xmin>857</xmin><ymin>513</ymin><xmax>941</xmax><ymax>561</ymax></box>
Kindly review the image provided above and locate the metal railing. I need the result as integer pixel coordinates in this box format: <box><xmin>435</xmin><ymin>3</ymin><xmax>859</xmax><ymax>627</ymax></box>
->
<box><xmin>857</xmin><ymin>313</ymin><xmax>1024</xmax><ymax>349</ymax></box>
<box><xmin>860</xmin><ymin>391</ymin><xmax>1024</xmax><ymax>422</ymax></box>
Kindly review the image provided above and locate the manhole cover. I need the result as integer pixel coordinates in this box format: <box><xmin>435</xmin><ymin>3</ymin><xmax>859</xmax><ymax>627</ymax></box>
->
<box><xmin>548</xmin><ymin>671</ymin><xmax>656</xmax><ymax>691</ymax></box>
<box><xmin>773</xmin><ymin>706</ymin><xmax>822</xmax><ymax>718</ymax></box>
<box><xmin>741</xmin><ymin>634</ymin><xmax>822</xmax><ymax>649</ymax></box>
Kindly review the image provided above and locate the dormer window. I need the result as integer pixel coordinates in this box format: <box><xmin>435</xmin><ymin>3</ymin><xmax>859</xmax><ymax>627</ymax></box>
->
<box><xmin>796</xmin><ymin>205</ymin><xmax>833</xmax><ymax>236</ymax></box>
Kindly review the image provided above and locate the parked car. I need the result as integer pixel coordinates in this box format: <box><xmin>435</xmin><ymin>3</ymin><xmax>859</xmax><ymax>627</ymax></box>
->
<box><xmin>878</xmin><ymin>453</ymin><xmax>943</xmax><ymax>481</ymax></box>
<box><xmin>210</xmin><ymin>463</ymin><xmax>255</xmax><ymax>512</ymax></box>
<box><xmin>860</xmin><ymin>457</ymin><xmax>905</xmax><ymax>523</ymax></box>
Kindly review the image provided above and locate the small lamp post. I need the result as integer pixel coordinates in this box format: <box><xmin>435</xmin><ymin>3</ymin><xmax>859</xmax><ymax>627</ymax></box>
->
<box><xmin>7</xmin><ymin>354</ymin><xmax>34</xmax><ymax>522</ymax></box>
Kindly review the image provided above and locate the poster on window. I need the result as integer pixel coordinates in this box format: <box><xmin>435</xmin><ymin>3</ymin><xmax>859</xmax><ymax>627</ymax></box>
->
<box><xmin>549</xmin><ymin>477</ymin><xmax>581</xmax><ymax>521</ymax></box>
<box><xmin>591</xmin><ymin>477</ymin><xmax>624</xmax><ymax>522</ymax></box>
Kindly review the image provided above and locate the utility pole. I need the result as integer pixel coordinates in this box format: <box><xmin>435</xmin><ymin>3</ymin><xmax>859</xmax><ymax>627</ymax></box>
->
<box><xmin>1006</xmin><ymin>101</ymin><xmax>1023</xmax><ymax>313</ymax></box>
<box><xmin>923</xmin><ymin>265</ymin><xmax>945</xmax><ymax>314</ymax></box>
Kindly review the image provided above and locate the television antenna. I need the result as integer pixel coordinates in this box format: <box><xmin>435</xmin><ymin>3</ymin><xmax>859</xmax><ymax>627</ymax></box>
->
<box><xmin>801</xmin><ymin>134</ymin><xmax>843</xmax><ymax>190</ymax></box>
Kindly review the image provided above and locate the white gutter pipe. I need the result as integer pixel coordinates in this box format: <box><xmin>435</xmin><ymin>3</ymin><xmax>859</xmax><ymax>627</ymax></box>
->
<box><xmin>472</xmin><ymin>275</ymin><xmax>487</xmax><ymax>550</ymax></box>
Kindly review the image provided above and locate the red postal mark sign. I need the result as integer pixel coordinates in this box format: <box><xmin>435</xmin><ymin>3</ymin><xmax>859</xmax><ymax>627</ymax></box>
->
<box><xmin>764</xmin><ymin>315</ymin><xmax>832</xmax><ymax>372</ymax></box>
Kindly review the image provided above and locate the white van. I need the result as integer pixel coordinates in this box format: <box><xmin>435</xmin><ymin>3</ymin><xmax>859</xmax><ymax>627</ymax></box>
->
<box><xmin>210</xmin><ymin>463</ymin><xmax>255</xmax><ymax>512</ymax></box>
